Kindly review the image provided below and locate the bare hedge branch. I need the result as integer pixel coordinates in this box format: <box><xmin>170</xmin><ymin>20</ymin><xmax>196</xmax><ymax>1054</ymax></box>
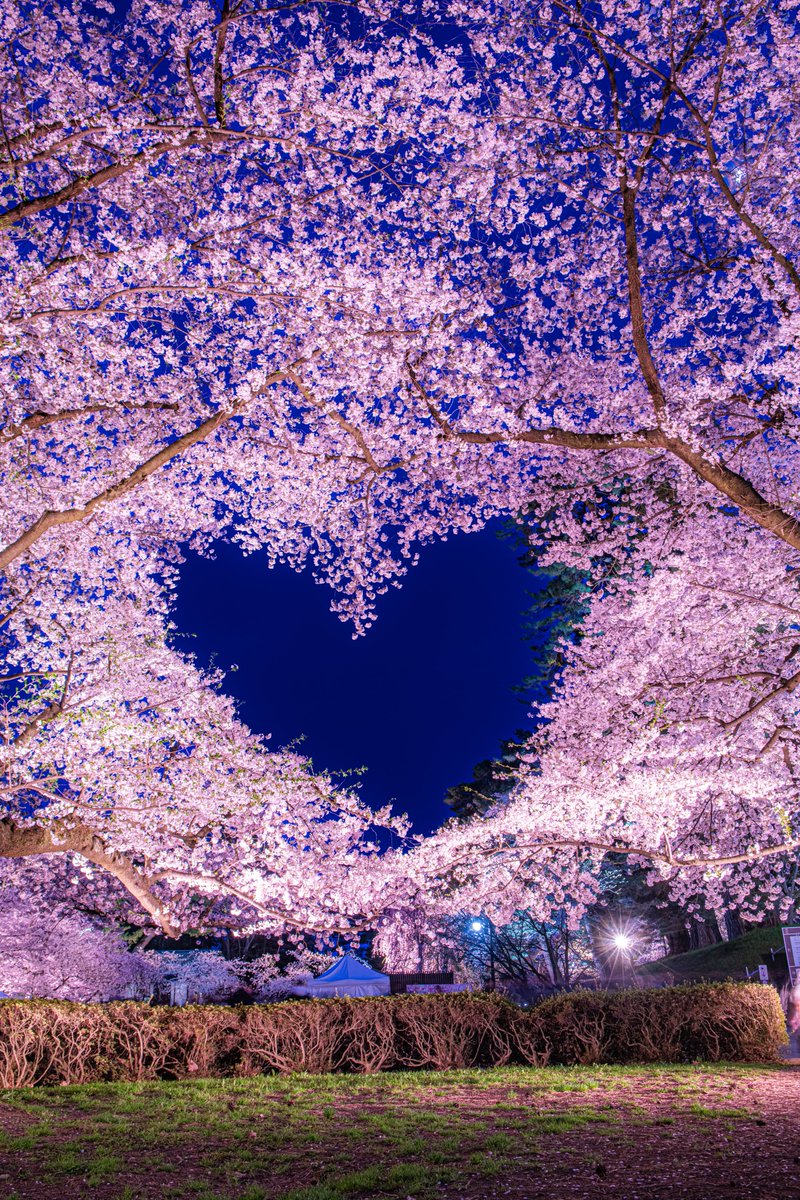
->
<box><xmin>0</xmin><ymin>985</ymin><xmax>786</xmax><ymax>1089</ymax></box>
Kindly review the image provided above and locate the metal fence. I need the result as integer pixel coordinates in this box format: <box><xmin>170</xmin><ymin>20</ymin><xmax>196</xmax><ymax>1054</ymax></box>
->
<box><xmin>388</xmin><ymin>972</ymin><xmax>454</xmax><ymax>995</ymax></box>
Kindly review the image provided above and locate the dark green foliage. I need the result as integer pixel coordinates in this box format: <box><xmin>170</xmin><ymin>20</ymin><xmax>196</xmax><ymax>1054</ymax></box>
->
<box><xmin>442</xmin><ymin>550</ymin><xmax>592</xmax><ymax>821</ymax></box>
<box><xmin>0</xmin><ymin>983</ymin><xmax>785</xmax><ymax>1087</ymax></box>
<box><xmin>442</xmin><ymin>740</ymin><xmax>526</xmax><ymax>820</ymax></box>
<box><xmin>638</xmin><ymin>927</ymin><xmax>787</xmax><ymax>984</ymax></box>
<box><xmin>513</xmin><ymin>560</ymin><xmax>593</xmax><ymax>701</ymax></box>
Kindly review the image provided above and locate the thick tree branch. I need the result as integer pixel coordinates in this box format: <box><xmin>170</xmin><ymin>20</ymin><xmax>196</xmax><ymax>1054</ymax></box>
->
<box><xmin>0</xmin><ymin>136</ymin><xmax>202</xmax><ymax>229</ymax></box>
<box><xmin>621</xmin><ymin>184</ymin><xmax>667</xmax><ymax>418</ymax></box>
<box><xmin>0</xmin><ymin>818</ymin><xmax>179</xmax><ymax>935</ymax></box>
<box><xmin>455</xmin><ymin>423</ymin><xmax>800</xmax><ymax>552</ymax></box>
<box><xmin>156</xmin><ymin>869</ymin><xmax>362</xmax><ymax>936</ymax></box>
<box><xmin>661</xmin><ymin>432</ymin><xmax>800</xmax><ymax>551</ymax></box>
<box><xmin>0</xmin><ymin>371</ymin><xmax>286</xmax><ymax>570</ymax></box>
<box><xmin>213</xmin><ymin>0</ymin><xmax>232</xmax><ymax>128</ymax></box>
<box><xmin>450</xmin><ymin>832</ymin><xmax>800</xmax><ymax>873</ymax></box>
<box><xmin>574</xmin><ymin>5</ymin><xmax>667</xmax><ymax>419</ymax></box>
<box><xmin>722</xmin><ymin>669</ymin><xmax>800</xmax><ymax>735</ymax></box>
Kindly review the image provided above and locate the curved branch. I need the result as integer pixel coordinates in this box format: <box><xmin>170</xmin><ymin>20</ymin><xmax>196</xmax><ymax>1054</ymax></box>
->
<box><xmin>448</xmin><ymin>831</ymin><xmax>800</xmax><ymax>873</ymax></box>
<box><xmin>562</xmin><ymin>6</ymin><xmax>800</xmax><ymax>299</ymax></box>
<box><xmin>0</xmin><ymin>818</ymin><xmax>179</xmax><ymax>935</ymax></box>
<box><xmin>0</xmin><ymin>369</ymin><xmax>287</xmax><ymax>570</ymax></box>
<box><xmin>156</xmin><ymin>869</ymin><xmax>363</xmax><ymax>936</ymax></box>
<box><xmin>722</xmin><ymin>669</ymin><xmax>800</xmax><ymax>735</ymax></box>
<box><xmin>454</xmin><ymin>423</ymin><xmax>800</xmax><ymax>552</ymax></box>
<box><xmin>1</xmin><ymin>400</ymin><xmax>179</xmax><ymax>446</ymax></box>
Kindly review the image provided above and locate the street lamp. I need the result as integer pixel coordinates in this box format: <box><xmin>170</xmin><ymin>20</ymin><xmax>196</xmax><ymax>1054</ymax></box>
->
<box><xmin>469</xmin><ymin>916</ymin><xmax>496</xmax><ymax>990</ymax></box>
<box><xmin>604</xmin><ymin>924</ymin><xmax>638</xmax><ymax>987</ymax></box>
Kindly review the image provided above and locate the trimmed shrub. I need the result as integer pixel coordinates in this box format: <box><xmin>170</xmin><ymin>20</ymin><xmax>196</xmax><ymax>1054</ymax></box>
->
<box><xmin>531</xmin><ymin>990</ymin><xmax>609</xmax><ymax>1065</ymax></box>
<box><xmin>392</xmin><ymin>992</ymin><xmax>517</xmax><ymax>1069</ymax></box>
<box><xmin>0</xmin><ymin>982</ymin><xmax>786</xmax><ymax>1088</ymax></box>
<box><xmin>337</xmin><ymin>996</ymin><xmax>398</xmax><ymax>1074</ymax></box>
<box><xmin>535</xmin><ymin>982</ymin><xmax>788</xmax><ymax>1065</ymax></box>
<box><xmin>239</xmin><ymin>999</ymin><xmax>346</xmax><ymax>1075</ymax></box>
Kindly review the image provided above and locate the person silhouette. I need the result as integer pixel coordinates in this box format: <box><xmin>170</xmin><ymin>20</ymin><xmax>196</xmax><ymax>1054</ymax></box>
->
<box><xmin>788</xmin><ymin>976</ymin><xmax>800</xmax><ymax>1035</ymax></box>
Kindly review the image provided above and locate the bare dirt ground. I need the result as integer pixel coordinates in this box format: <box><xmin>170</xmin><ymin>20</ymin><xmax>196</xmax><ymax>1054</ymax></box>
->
<box><xmin>0</xmin><ymin>1064</ymin><xmax>797</xmax><ymax>1200</ymax></box>
<box><xmin>466</xmin><ymin>1067</ymin><xmax>800</xmax><ymax>1199</ymax></box>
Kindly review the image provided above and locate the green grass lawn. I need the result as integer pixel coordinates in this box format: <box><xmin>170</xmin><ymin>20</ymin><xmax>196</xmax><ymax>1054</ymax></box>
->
<box><xmin>0</xmin><ymin>1063</ymin><xmax>793</xmax><ymax>1200</ymax></box>
<box><xmin>638</xmin><ymin>927</ymin><xmax>785</xmax><ymax>984</ymax></box>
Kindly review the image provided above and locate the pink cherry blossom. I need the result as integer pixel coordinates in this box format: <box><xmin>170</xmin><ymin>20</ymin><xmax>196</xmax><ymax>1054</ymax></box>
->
<box><xmin>1</xmin><ymin>0</ymin><xmax>799</xmax><ymax>938</ymax></box>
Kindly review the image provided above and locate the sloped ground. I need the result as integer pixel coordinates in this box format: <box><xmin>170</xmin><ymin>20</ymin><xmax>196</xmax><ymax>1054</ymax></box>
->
<box><xmin>638</xmin><ymin>927</ymin><xmax>785</xmax><ymax>985</ymax></box>
<box><xmin>0</xmin><ymin>1063</ymin><xmax>797</xmax><ymax>1200</ymax></box>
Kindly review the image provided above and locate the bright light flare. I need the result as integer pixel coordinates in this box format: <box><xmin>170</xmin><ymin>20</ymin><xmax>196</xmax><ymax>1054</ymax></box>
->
<box><xmin>470</xmin><ymin>920</ymin><xmax>484</xmax><ymax>932</ymax></box>
<box><xmin>612</xmin><ymin>933</ymin><xmax>633</xmax><ymax>952</ymax></box>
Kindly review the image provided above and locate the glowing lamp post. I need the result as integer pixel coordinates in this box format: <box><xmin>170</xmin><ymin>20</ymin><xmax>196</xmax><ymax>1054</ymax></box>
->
<box><xmin>604</xmin><ymin>926</ymin><xmax>638</xmax><ymax>988</ymax></box>
<box><xmin>469</xmin><ymin>917</ymin><xmax>497</xmax><ymax>991</ymax></box>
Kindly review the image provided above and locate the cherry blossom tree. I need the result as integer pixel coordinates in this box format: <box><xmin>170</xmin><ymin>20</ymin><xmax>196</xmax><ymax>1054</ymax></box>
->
<box><xmin>147</xmin><ymin>949</ymin><xmax>245</xmax><ymax>1003</ymax></box>
<box><xmin>0</xmin><ymin>859</ymin><xmax>299</xmax><ymax>1002</ymax></box>
<box><xmin>0</xmin><ymin>861</ymin><xmax>152</xmax><ymax>1000</ymax></box>
<box><xmin>2</xmin><ymin>0</ymin><xmax>800</xmax><ymax>935</ymax></box>
<box><xmin>1</xmin><ymin>543</ymin><xmax>406</xmax><ymax>936</ymax></box>
<box><xmin>0</xmin><ymin>0</ymin><xmax>482</xmax><ymax>932</ymax></box>
<box><xmin>250</xmin><ymin>946</ymin><xmax>338</xmax><ymax>1000</ymax></box>
<box><xmin>383</xmin><ymin>518</ymin><xmax>800</xmax><ymax>941</ymax></box>
<box><xmin>0</xmin><ymin>0</ymin><xmax>490</xmax><ymax>618</ymax></box>
<box><xmin>6</xmin><ymin>1</ymin><xmax>796</xmax><ymax>610</ymax></box>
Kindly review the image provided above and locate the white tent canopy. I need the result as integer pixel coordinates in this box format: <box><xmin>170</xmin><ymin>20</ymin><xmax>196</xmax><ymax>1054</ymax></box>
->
<box><xmin>294</xmin><ymin>955</ymin><xmax>390</xmax><ymax>998</ymax></box>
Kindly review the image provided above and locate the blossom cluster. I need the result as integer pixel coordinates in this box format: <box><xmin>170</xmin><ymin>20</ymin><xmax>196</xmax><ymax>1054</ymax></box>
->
<box><xmin>1</xmin><ymin>0</ymin><xmax>799</xmax><ymax>942</ymax></box>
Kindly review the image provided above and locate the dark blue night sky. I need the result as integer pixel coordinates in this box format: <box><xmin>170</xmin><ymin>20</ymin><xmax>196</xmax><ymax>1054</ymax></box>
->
<box><xmin>175</xmin><ymin>521</ymin><xmax>538</xmax><ymax>834</ymax></box>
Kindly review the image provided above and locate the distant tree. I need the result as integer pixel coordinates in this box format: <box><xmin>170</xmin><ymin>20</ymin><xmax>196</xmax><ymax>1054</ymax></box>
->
<box><xmin>459</xmin><ymin>911</ymin><xmax>596</xmax><ymax>999</ymax></box>
<box><xmin>443</xmin><ymin>543</ymin><xmax>592</xmax><ymax>823</ymax></box>
<box><xmin>443</xmin><ymin>735</ymin><xmax>528</xmax><ymax>822</ymax></box>
<box><xmin>0</xmin><ymin>865</ymin><xmax>151</xmax><ymax>1001</ymax></box>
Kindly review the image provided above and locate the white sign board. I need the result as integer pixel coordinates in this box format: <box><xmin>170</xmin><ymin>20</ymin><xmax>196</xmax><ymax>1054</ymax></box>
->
<box><xmin>758</xmin><ymin>964</ymin><xmax>769</xmax><ymax>984</ymax></box>
<box><xmin>406</xmin><ymin>983</ymin><xmax>471</xmax><ymax>994</ymax></box>
<box><xmin>782</xmin><ymin>927</ymin><xmax>800</xmax><ymax>984</ymax></box>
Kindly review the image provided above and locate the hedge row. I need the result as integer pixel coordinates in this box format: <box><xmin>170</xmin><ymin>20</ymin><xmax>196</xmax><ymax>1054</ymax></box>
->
<box><xmin>0</xmin><ymin>983</ymin><xmax>786</xmax><ymax>1088</ymax></box>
